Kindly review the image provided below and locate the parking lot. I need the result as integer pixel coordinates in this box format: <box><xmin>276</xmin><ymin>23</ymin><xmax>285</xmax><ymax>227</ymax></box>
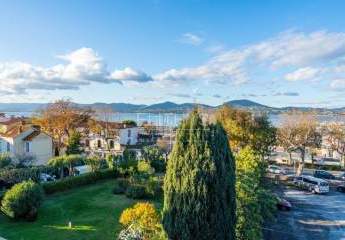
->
<box><xmin>265</xmin><ymin>186</ymin><xmax>345</xmax><ymax>240</ymax></box>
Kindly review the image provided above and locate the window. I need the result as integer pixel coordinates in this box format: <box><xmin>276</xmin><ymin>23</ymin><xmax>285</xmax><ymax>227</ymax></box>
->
<box><xmin>109</xmin><ymin>140</ymin><xmax>114</xmax><ymax>149</ymax></box>
<box><xmin>128</xmin><ymin>129</ymin><xmax>131</xmax><ymax>137</ymax></box>
<box><xmin>25</xmin><ymin>142</ymin><xmax>30</xmax><ymax>153</ymax></box>
<box><xmin>6</xmin><ymin>142</ymin><xmax>10</xmax><ymax>152</ymax></box>
<box><xmin>85</xmin><ymin>139</ymin><xmax>90</xmax><ymax>147</ymax></box>
<box><xmin>97</xmin><ymin>140</ymin><xmax>102</xmax><ymax>148</ymax></box>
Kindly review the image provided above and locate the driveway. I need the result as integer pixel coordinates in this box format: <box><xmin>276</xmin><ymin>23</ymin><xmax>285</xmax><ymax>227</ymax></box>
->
<box><xmin>264</xmin><ymin>187</ymin><xmax>345</xmax><ymax>240</ymax></box>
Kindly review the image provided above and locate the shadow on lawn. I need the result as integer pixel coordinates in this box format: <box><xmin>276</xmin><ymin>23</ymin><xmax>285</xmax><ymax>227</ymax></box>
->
<box><xmin>43</xmin><ymin>224</ymin><xmax>96</xmax><ymax>231</ymax></box>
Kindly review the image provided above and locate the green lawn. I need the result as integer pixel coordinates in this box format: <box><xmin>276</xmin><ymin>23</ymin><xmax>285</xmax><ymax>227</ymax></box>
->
<box><xmin>0</xmin><ymin>179</ymin><xmax>160</xmax><ymax>240</ymax></box>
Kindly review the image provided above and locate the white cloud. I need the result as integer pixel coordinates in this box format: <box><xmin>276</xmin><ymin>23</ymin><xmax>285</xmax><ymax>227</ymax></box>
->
<box><xmin>284</xmin><ymin>67</ymin><xmax>320</xmax><ymax>81</ymax></box>
<box><xmin>330</xmin><ymin>79</ymin><xmax>345</xmax><ymax>90</ymax></box>
<box><xmin>0</xmin><ymin>48</ymin><xmax>152</xmax><ymax>95</ymax></box>
<box><xmin>179</xmin><ymin>33</ymin><xmax>203</xmax><ymax>46</ymax></box>
<box><xmin>155</xmin><ymin>30</ymin><xmax>345</xmax><ymax>88</ymax></box>
<box><xmin>111</xmin><ymin>67</ymin><xmax>152</xmax><ymax>82</ymax></box>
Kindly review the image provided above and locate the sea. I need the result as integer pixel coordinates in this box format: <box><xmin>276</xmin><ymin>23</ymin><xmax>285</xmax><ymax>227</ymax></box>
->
<box><xmin>4</xmin><ymin>112</ymin><xmax>345</xmax><ymax>127</ymax></box>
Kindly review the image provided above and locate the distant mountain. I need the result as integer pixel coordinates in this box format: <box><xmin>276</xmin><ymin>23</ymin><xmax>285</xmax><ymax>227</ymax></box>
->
<box><xmin>224</xmin><ymin>99</ymin><xmax>273</xmax><ymax>110</ymax></box>
<box><xmin>141</xmin><ymin>101</ymin><xmax>213</xmax><ymax>112</ymax></box>
<box><xmin>0</xmin><ymin>100</ymin><xmax>343</xmax><ymax>114</ymax></box>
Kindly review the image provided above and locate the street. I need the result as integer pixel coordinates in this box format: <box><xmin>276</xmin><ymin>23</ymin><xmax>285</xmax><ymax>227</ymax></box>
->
<box><xmin>265</xmin><ymin>187</ymin><xmax>345</xmax><ymax>240</ymax></box>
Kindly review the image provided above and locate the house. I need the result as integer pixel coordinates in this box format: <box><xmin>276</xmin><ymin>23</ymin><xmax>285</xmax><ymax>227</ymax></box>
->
<box><xmin>82</xmin><ymin>121</ymin><xmax>139</xmax><ymax>157</ymax></box>
<box><xmin>0</xmin><ymin>117</ymin><xmax>53</xmax><ymax>165</ymax></box>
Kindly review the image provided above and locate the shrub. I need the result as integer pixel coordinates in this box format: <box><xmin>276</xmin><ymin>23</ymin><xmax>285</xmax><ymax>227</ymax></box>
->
<box><xmin>0</xmin><ymin>167</ymin><xmax>41</xmax><ymax>187</ymax></box>
<box><xmin>119</xmin><ymin>202</ymin><xmax>161</xmax><ymax>239</ymax></box>
<box><xmin>112</xmin><ymin>179</ymin><xmax>129</xmax><ymax>195</ymax></box>
<box><xmin>125</xmin><ymin>185</ymin><xmax>147</xmax><ymax>199</ymax></box>
<box><xmin>43</xmin><ymin>169</ymin><xmax>117</xmax><ymax>194</ymax></box>
<box><xmin>0</xmin><ymin>154</ymin><xmax>12</xmax><ymax>168</ymax></box>
<box><xmin>137</xmin><ymin>160</ymin><xmax>155</xmax><ymax>175</ymax></box>
<box><xmin>1</xmin><ymin>180</ymin><xmax>44</xmax><ymax>221</ymax></box>
<box><xmin>145</xmin><ymin>178</ymin><xmax>163</xmax><ymax>199</ymax></box>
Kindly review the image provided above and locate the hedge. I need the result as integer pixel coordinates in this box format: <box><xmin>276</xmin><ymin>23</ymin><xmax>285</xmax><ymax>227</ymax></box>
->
<box><xmin>42</xmin><ymin>169</ymin><xmax>117</xmax><ymax>194</ymax></box>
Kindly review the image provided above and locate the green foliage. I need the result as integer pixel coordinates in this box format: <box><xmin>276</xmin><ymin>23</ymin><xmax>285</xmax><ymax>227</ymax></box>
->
<box><xmin>137</xmin><ymin>160</ymin><xmax>155</xmax><ymax>175</ymax></box>
<box><xmin>66</xmin><ymin>131</ymin><xmax>83</xmax><ymax>155</ymax></box>
<box><xmin>117</xmin><ymin>149</ymin><xmax>137</xmax><ymax>176</ymax></box>
<box><xmin>216</xmin><ymin>106</ymin><xmax>276</xmax><ymax>158</ymax></box>
<box><xmin>1</xmin><ymin>180</ymin><xmax>44</xmax><ymax>220</ymax></box>
<box><xmin>48</xmin><ymin>154</ymin><xmax>84</xmax><ymax>177</ymax></box>
<box><xmin>122</xmin><ymin>120</ymin><xmax>137</xmax><ymax>127</ymax></box>
<box><xmin>42</xmin><ymin>169</ymin><xmax>117</xmax><ymax>194</ymax></box>
<box><xmin>0</xmin><ymin>154</ymin><xmax>12</xmax><ymax>168</ymax></box>
<box><xmin>236</xmin><ymin>147</ymin><xmax>276</xmax><ymax>240</ymax></box>
<box><xmin>125</xmin><ymin>185</ymin><xmax>147</xmax><ymax>199</ymax></box>
<box><xmin>106</xmin><ymin>154</ymin><xmax>116</xmax><ymax>169</ymax></box>
<box><xmin>141</xmin><ymin>146</ymin><xmax>166</xmax><ymax>172</ymax></box>
<box><xmin>163</xmin><ymin>110</ymin><xmax>236</xmax><ymax>240</ymax></box>
<box><xmin>145</xmin><ymin>177</ymin><xmax>163</xmax><ymax>199</ymax></box>
<box><xmin>85</xmin><ymin>156</ymin><xmax>105</xmax><ymax>172</ymax></box>
<box><xmin>0</xmin><ymin>167</ymin><xmax>41</xmax><ymax>186</ymax></box>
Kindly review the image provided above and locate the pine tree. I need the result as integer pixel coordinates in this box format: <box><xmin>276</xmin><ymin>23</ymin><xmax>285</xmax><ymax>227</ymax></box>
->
<box><xmin>162</xmin><ymin>110</ymin><xmax>236</xmax><ymax>240</ymax></box>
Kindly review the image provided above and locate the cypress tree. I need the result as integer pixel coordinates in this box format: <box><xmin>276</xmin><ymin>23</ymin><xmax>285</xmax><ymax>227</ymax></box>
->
<box><xmin>162</xmin><ymin>110</ymin><xmax>236</xmax><ymax>240</ymax></box>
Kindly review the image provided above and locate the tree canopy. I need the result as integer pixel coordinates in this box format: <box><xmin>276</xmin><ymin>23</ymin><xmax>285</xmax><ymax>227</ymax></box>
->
<box><xmin>163</xmin><ymin>110</ymin><xmax>236</xmax><ymax>240</ymax></box>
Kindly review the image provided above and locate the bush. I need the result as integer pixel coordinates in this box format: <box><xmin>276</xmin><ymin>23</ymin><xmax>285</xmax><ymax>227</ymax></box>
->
<box><xmin>43</xmin><ymin>169</ymin><xmax>117</xmax><ymax>194</ymax></box>
<box><xmin>112</xmin><ymin>185</ymin><xmax>126</xmax><ymax>195</ymax></box>
<box><xmin>119</xmin><ymin>202</ymin><xmax>161</xmax><ymax>239</ymax></box>
<box><xmin>145</xmin><ymin>178</ymin><xmax>163</xmax><ymax>199</ymax></box>
<box><xmin>112</xmin><ymin>179</ymin><xmax>129</xmax><ymax>195</ymax></box>
<box><xmin>0</xmin><ymin>154</ymin><xmax>12</xmax><ymax>168</ymax></box>
<box><xmin>137</xmin><ymin>160</ymin><xmax>155</xmax><ymax>175</ymax></box>
<box><xmin>0</xmin><ymin>167</ymin><xmax>41</xmax><ymax>187</ymax></box>
<box><xmin>125</xmin><ymin>185</ymin><xmax>147</xmax><ymax>199</ymax></box>
<box><xmin>1</xmin><ymin>180</ymin><xmax>44</xmax><ymax>221</ymax></box>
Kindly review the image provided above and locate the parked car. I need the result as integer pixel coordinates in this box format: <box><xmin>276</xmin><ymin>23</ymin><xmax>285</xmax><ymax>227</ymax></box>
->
<box><xmin>267</xmin><ymin>165</ymin><xmax>287</xmax><ymax>175</ymax></box>
<box><xmin>276</xmin><ymin>196</ymin><xmax>292</xmax><ymax>211</ymax></box>
<box><xmin>293</xmin><ymin>175</ymin><xmax>329</xmax><ymax>194</ymax></box>
<box><xmin>73</xmin><ymin>165</ymin><xmax>92</xmax><ymax>176</ymax></box>
<box><xmin>40</xmin><ymin>173</ymin><xmax>55</xmax><ymax>182</ymax></box>
<box><xmin>337</xmin><ymin>172</ymin><xmax>345</xmax><ymax>181</ymax></box>
<box><xmin>314</xmin><ymin>170</ymin><xmax>336</xmax><ymax>180</ymax></box>
<box><xmin>336</xmin><ymin>185</ymin><xmax>345</xmax><ymax>193</ymax></box>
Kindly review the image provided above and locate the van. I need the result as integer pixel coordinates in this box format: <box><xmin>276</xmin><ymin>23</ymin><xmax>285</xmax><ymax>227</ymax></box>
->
<box><xmin>293</xmin><ymin>175</ymin><xmax>329</xmax><ymax>194</ymax></box>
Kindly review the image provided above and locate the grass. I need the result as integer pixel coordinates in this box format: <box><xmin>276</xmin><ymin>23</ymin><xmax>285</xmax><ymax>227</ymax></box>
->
<box><xmin>0</xmin><ymin>179</ymin><xmax>161</xmax><ymax>240</ymax></box>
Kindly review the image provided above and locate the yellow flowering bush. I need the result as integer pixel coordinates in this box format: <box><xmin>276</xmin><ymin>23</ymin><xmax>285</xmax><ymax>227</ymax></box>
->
<box><xmin>119</xmin><ymin>202</ymin><xmax>161</xmax><ymax>238</ymax></box>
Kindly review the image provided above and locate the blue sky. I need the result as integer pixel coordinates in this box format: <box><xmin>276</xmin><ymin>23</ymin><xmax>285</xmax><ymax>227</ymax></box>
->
<box><xmin>1</xmin><ymin>0</ymin><xmax>345</xmax><ymax>107</ymax></box>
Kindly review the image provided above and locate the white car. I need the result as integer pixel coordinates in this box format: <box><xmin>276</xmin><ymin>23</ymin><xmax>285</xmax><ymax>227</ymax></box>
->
<box><xmin>267</xmin><ymin>165</ymin><xmax>287</xmax><ymax>175</ymax></box>
<box><xmin>40</xmin><ymin>173</ymin><xmax>55</xmax><ymax>182</ymax></box>
<box><xmin>293</xmin><ymin>175</ymin><xmax>329</xmax><ymax>194</ymax></box>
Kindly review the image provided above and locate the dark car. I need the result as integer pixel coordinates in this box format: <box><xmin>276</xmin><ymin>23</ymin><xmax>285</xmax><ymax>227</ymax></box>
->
<box><xmin>337</xmin><ymin>185</ymin><xmax>345</xmax><ymax>193</ymax></box>
<box><xmin>276</xmin><ymin>196</ymin><xmax>292</xmax><ymax>211</ymax></box>
<box><xmin>314</xmin><ymin>170</ymin><xmax>336</xmax><ymax>180</ymax></box>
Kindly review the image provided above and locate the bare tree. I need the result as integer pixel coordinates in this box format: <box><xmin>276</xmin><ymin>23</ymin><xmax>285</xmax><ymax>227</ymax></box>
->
<box><xmin>32</xmin><ymin>99</ymin><xmax>94</xmax><ymax>155</ymax></box>
<box><xmin>322</xmin><ymin>122</ymin><xmax>345</xmax><ymax>166</ymax></box>
<box><xmin>278</xmin><ymin>112</ymin><xmax>321</xmax><ymax>176</ymax></box>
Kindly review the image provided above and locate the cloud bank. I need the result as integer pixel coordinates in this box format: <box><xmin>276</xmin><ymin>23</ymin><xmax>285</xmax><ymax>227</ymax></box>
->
<box><xmin>0</xmin><ymin>48</ymin><xmax>152</xmax><ymax>94</ymax></box>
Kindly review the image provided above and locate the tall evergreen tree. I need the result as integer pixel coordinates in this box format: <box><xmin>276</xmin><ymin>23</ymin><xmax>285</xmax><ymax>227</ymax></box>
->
<box><xmin>163</xmin><ymin>110</ymin><xmax>236</xmax><ymax>240</ymax></box>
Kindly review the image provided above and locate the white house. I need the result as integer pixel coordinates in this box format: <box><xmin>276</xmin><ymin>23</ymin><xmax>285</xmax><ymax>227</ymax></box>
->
<box><xmin>82</xmin><ymin>121</ymin><xmax>139</xmax><ymax>157</ymax></box>
<box><xmin>0</xmin><ymin>117</ymin><xmax>53</xmax><ymax>165</ymax></box>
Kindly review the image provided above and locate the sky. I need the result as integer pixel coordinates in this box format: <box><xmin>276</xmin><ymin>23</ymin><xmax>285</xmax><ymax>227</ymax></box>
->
<box><xmin>1</xmin><ymin>0</ymin><xmax>345</xmax><ymax>108</ymax></box>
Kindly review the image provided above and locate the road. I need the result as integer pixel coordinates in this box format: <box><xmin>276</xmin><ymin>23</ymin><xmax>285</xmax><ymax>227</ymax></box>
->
<box><xmin>265</xmin><ymin>187</ymin><xmax>345</xmax><ymax>240</ymax></box>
